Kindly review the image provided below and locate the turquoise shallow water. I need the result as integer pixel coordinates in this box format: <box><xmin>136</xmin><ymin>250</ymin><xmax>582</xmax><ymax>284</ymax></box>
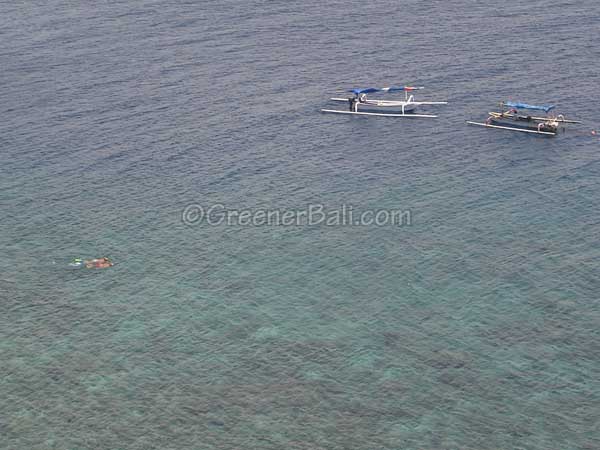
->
<box><xmin>1</xmin><ymin>1</ymin><xmax>600</xmax><ymax>449</ymax></box>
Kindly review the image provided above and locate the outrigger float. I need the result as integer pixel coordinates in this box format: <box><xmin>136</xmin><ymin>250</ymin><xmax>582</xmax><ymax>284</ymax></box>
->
<box><xmin>467</xmin><ymin>101</ymin><xmax>581</xmax><ymax>136</ymax></box>
<box><xmin>321</xmin><ymin>86</ymin><xmax>447</xmax><ymax>118</ymax></box>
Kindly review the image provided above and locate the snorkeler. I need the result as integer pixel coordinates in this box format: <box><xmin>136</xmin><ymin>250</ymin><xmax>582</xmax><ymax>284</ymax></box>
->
<box><xmin>70</xmin><ymin>257</ymin><xmax>114</xmax><ymax>269</ymax></box>
<box><xmin>84</xmin><ymin>257</ymin><xmax>113</xmax><ymax>269</ymax></box>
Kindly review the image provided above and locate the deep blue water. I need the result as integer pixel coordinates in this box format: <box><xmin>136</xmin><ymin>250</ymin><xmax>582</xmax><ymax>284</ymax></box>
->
<box><xmin>1</xmin><ymin>1</ymin><xmax>600</xmax><ymax>449</ymax></box>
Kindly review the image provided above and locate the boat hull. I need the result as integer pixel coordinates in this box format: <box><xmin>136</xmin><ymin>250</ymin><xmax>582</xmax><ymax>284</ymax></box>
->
<box><xmin>329</xmin><ymin>97</ymin><xmax>418</xmax><ymax>114</ymax></box>
<box><xmin>354</xmin><ymin>104</ymin><xmax>418</xmax><ymax>114</ymax></box>
<box><xmin>489</xmin><ymin>118</ymin><xmax>557</xmax><ymax>134</ymax></box>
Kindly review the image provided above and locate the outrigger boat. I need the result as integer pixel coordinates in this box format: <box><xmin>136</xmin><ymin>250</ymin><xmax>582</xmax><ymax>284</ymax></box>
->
<box><xmin>321</xmin><ymin>86</ymin><xmax>447</xmax><ymax>118</ymax></box>
<box><xmin>467</xmin><ymin>101</ymin><xmax>581</xmax><ymax>136</ymax></box>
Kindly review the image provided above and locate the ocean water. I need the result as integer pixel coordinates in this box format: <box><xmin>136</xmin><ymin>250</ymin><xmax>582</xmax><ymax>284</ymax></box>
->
<box><xmin>1</xmin><ymin>1</ymin><xmax>599</xmax><ymax>449</ymax></box>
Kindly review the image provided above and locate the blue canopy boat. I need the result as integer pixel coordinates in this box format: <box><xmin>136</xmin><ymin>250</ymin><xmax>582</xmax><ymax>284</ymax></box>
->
<box><xmin>467</xmin><ymin>101</ymin><xmax>581</xmax><ymax>136</ymax></box>
<box><xmin>321</xmin><ymin>86</ymin><xmax>447</xmax><ymax>118</ymax></box>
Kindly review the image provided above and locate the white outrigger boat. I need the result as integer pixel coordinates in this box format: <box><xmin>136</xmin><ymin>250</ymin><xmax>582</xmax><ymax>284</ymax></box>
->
<box><xmin>467</xmin><ymin>101</ymin><xmax>581</xmax><ymax>136</ymax></box>
<box><xmin>321</xmin><ymin>86</ymin><xmax>447</xmax><ymax>118</ymax></box>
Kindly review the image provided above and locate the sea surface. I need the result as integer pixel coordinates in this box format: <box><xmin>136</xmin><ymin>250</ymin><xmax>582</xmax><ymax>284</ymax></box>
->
<box><xmin>1</xmin><ymin>1</ymin><xmax>599</xmax><ymax>449</ymax></box>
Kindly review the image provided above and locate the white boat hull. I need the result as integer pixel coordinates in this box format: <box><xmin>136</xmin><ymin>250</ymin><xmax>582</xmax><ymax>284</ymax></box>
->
<box><xmin>329</xmin><ymin>97</ymin><xmax>417</xmax><ymax>114</ymax></box>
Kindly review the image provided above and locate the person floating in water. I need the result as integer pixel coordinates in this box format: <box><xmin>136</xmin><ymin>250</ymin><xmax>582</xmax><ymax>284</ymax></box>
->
<box><xmin>85</xmin><ymin>257</ymin><xmax>113</xmax><ymax>269</ymax></box>
<box><xmin>70</xmin><ymin>257</ymin><xmax>114</xmax><ymax>269</ymax></box>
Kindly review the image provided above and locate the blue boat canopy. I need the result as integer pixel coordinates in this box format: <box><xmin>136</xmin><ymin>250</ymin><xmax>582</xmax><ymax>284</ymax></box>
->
<box><xmin>350</xmin><ymin>86</ymin><xmax>424</xmax><ymax>95</ymax></box>
<box><xmin>503</xmin><ymin>101</ymin><xmax>555</xmax><ymax>113</ymax></box>
<box><xmin>350</xmin><ymin>87</ymin><xmax>380</xmax><ymax>95</ymax></box>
